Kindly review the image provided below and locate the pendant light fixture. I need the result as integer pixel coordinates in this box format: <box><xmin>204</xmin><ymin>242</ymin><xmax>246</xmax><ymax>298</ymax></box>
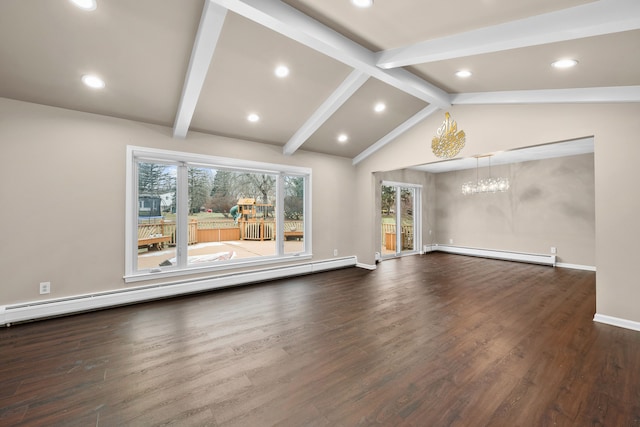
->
<box><xmin>462</xmin><ymin>155</ymin><xmax>510</xmax><ymax>195</ymax></box>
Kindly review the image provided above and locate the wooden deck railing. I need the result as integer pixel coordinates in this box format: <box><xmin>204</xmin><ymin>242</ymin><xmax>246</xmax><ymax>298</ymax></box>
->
<box><xmin>239</xmin><ymin>220</ymin><xmax>302</xmax><ymax>241</ymax></box>
<box><xmin>138</xmin><ymin>219</ymin><xmax>303</xmax><ymax>247</ymax></box>
<box><xmin>381</xmin><ymin>223</ymin><xmax>414</xmax><ymax>251</ymax></box>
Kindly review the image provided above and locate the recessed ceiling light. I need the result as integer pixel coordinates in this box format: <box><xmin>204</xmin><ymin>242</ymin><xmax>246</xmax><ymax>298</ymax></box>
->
<box><xmin>337</xmin><ymin>133</ymin><xmax>348</xmax><ymax>143</ymax></box>
<box><xmin>247</xmin><ymin>113</ymin><xmax>260</xmax><ymax>123</ymax></box>
<box><xmin>70</xmin><ymin>0</ymin><xmax>97</xmax><ymax>11</ymax></box>
<box><xmin>374</xmin><ymin>102</ymin><xmax>386</xmax><ymax>113</ymax></box>
<box><xmin>455</xmin><ymin>70</ymin><xmax>472</xmax><ymax>78</ymax></box>
<box><xmin>81</xmin><ymin>74</ymin><xmax>105</xmax><ymax>89</ymax></box>
<box><xmin>351</xmin><ymin>0</ymin><xmax>373</xmax><ymax>8</ymax></box>
<box><xmin>551</xmin><ymin>59</ymin><xmax>578</xmax><ymax>69</ymax></box>
<box><xmin>275</xmin><ymin>65</ymin><xmax>289</xmax><ymax>78</ymax></box>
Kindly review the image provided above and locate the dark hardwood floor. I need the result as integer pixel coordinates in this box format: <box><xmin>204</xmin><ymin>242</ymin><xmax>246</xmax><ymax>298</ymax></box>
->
<box><xmin>2</xmin><ymin>253</ymin><xmax>640</xmax><ymax>426</ymax></box>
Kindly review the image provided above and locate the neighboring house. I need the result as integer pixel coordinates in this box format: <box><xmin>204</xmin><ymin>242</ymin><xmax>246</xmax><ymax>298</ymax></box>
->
<box><xmin>138</xmin><ymin>195</ymin><xmax>162</xmax><ymax>218</ymax></box>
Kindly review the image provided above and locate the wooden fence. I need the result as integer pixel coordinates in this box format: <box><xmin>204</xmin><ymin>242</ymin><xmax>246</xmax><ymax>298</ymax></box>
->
<box><xmin>195</xmin><ymin>219</ymin><xmax>240</xmax><ymax>243</ymax></box>
<box><xmin>239</xmin><ymin>220</ymin><xmax>275</xmax><ymax>241</ymax></box>
<box><xmin>138</xmin><ymin>219</ymin><xmax>303</xmax><ymax>247</ymax></box>
<box><xmin>238</xmin><ymin>220</ymin><xmax>303</xmax><ymax>241</ymax></box>
<box><xmin>381</xmin><ymin>223</ymin><xmax>414</xmax><ymax>251</ymax></box>
<box><xmin>197</xmin><ymin>228</ymin><xmax>241</xmax><ymax>243</ymax></box>
<box><xmin>138</xmin><ymin>220</ymin><xmax>198</xmax><ymax>247</ymax></box>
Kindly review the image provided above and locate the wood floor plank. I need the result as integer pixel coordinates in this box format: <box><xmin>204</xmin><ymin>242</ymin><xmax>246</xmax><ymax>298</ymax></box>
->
<box><xmin>2</xmin><ymin>253</ymin><xmax>640</xmax><ymax>426</ymax></box>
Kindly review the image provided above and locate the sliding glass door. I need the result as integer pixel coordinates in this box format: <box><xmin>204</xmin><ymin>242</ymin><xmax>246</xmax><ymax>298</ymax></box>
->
<box><xmin>381</xmin><ymin>182</ymin><xmax>421</xmax><ymax>258</ymax></box>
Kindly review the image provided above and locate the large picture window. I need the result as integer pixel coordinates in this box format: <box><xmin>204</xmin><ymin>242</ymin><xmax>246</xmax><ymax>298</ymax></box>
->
<box><xmin>125</xmin><ymin>146</ymin><xmax>311</xmax><ymax>281</ymax></box>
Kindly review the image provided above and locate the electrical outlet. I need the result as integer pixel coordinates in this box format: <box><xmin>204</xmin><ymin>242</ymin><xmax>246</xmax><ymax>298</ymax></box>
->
<box><xmin>449</xmin><ymin>238</ymin><xmax>453</xmax><ymax>244</ymax></box>
<box><xmin>550</xmin><ymin>247</ymin><xmax>557</xmax><ymax>254</ymax></box>
<box><xmin>333</xmin><ymin>249</ymin><xmax>338</xmax><ymax>256</ymax></box>
<box><xmin>39</xmin><ymin>282</ymin><xmax>51</xmax><ymax>295</ymax></box>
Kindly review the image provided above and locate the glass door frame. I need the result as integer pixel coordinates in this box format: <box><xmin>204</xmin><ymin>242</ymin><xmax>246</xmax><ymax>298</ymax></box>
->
<box><xmin>381</xmin><ymin>181</ymin><xmax>422</xmax><ymax>259</ymax></box>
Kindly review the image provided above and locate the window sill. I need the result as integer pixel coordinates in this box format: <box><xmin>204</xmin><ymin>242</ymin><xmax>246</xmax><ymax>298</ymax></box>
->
<box><xmin>124</xmin><ymin>253</ymin><xmax>313</xmax><ymax>283</ymax></box>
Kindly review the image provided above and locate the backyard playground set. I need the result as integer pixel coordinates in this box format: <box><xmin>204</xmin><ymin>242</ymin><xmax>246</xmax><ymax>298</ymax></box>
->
<box><xmin>136</xmin><ymin>197</ymin><xmax>304</xmax><ymax>268</ymax></box>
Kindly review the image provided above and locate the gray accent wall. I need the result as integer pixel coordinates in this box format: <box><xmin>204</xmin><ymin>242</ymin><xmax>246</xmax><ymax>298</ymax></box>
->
<box><xmin>355</xmin><ymin>103</ymin><xmax>640</xmax><ymax>325</ymax></box>
<box><xmin>434</xmin><ymin>154</ymin><xmax>595</xmax><ymax>266</ymax></box>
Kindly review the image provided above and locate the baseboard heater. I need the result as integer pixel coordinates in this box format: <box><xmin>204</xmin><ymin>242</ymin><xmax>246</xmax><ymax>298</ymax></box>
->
<box><xmin>429</xmin><ymin>245</ymin><xmax>556</xmax><ymax>266</ymax></box>
<box><xmin>0</xmin><ymin>256</ymin><xmax>357</xmax><ymax>326</ymax></box>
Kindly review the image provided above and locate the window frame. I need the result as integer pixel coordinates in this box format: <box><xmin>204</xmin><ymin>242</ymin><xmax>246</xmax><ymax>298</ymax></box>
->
<box><xmin>125</xmin><ymin>146</ymin><xmax>312</xmax><ymax>283</ymax></box>
<box><xmin>380</xmin><ymin>180</ymin><xmax>422</xmax><ymax>258</ymax></box>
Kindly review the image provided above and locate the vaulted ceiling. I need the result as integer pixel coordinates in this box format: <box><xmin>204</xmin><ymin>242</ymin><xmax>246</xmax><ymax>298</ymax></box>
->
<box><xmin>1</xmin><ymin>0</ymin><xmax>638</xmax><ymax>164</ymax></box>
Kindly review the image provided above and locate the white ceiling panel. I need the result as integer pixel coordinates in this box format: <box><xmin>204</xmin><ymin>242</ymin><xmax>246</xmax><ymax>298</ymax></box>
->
<box><xmin>0</xmin><ymin>0</ymin><xmax>201</xmax><ymax>127</ymax></box>
<box><xmin>281</xmin><ymin>0</ymin><xmax>596</xmax><ymax>51</ymax></box>
<box><xmin>302</xmin><ymin>78</ymin><xmax>428</xmax><ymax>158</ymax></box>
<box><xmin>190</xmin><ymin>12</ymin><xmax>353</xmax><ymax>145</ymax></box>
<box><xmin>0</xmin><ymin>0</ymin><xmax>637</xmax><ymax>161</ymax></box>
<box><xmin>411</xmin><ymin>30</ymin><xmax>640</xmax><ymax>93</ymax></box>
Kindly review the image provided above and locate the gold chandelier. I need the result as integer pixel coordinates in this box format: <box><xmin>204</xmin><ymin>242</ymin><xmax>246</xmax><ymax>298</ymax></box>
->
<box><xmin>432</xmin><ymin>112</ymin><xmax>465</xmax><ymax>159</ymax></box>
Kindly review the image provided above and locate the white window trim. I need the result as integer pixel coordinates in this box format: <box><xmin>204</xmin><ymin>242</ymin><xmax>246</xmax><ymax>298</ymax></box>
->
<box><xmin>125</xmin><ymin>146</ymin><xmax>312</xmax><ymax>282</ymax></box>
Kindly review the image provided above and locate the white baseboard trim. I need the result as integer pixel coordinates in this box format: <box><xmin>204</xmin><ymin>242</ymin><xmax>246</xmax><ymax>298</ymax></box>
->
<box><xmin>556</xmin><ymin>262</ymin><xmax>596</xmax><ymax>271</ymax></box>
<box><xmin>593</xmin><ymin>313</ymin><xmax>640</xmax><ymax>332</ymax></box>
<box><xmin>1</xmin><ymin>256</ymin><xmax>357</xmax><ymax>326</ymax></box>
<box><xmin>356</xmin><ymin>262</ymin><xmax>377</xmax><ymax>270</ymax></box>
<box><xmin>432</xmin><ymin>245</ymin><xmax>556</xmax><ymax>266</ymax></box>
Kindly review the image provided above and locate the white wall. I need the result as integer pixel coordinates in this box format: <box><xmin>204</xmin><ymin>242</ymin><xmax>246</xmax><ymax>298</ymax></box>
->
<box><xmin>3</xmin><ymin>98</ymin><xmax>639</xmax><ymax>328</ymax></box>
<box><xmin>0</xmin><ymin>98</ymin><xmax>357</xmax><ymax>305</ymax></box>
